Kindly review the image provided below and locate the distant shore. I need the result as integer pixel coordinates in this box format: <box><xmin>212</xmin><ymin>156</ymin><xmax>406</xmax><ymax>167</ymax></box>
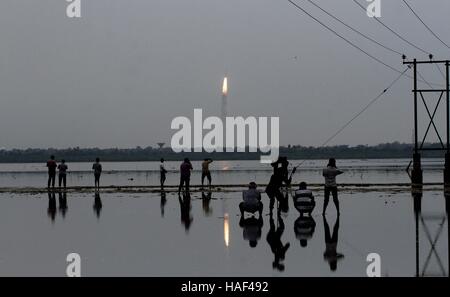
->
<box><xmin>0</xmin><ymin>142</ymin><xmax>446</xmax><ymax>163</ymax></box>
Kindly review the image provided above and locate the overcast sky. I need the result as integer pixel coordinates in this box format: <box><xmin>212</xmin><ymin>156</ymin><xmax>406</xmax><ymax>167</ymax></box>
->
<box><xmin>0</xmin><ymin>0</ymin><xmax>449</xmax><ymax>149</ymax></box>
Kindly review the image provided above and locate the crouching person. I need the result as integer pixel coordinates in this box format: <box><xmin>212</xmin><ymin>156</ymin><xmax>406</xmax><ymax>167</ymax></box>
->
<box><xmin>293</xmin><ymin>182</ymin><xmax>316</xmax><ymax>216</ymax></box>
<box><xmin>240</xmin><ymin>182</ymin><xmax>263</xmax><ymax>216</ymax></box>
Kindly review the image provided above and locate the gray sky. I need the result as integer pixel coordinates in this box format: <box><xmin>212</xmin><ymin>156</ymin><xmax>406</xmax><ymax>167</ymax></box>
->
<box><xmin>1</xmin><ymin>0</ymin><xmax>449</xmax><ymax>149</ymax></box>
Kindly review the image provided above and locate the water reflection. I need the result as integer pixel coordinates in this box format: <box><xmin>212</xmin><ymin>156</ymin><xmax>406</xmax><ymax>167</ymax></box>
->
<box><xmin>279</xmin><ymin>190</ymin><xmax>289</xmax><ymax>213</ymax></box>
<box><xmin>267</xmin><ymin>212</ymin><xmax>290</xmax><ymax>271</ymax></box>
<box><xmin>413</xmin><ymin>189</ymin><xmax>448</xmax><ymax>277</ymax></box>
<box><xmin>224</xmin><ymin>213</ymin><xmax>229</xmax><ymax>247</ymax></box>
<box><xmin>202</xmin><ymin>190</ymin><xmax>212</xmax><ymax>216</ymax></box>
<box><xmin>323</xmin><ymin>215</ymin><xmax>344</xmax><ymax>272</ymax></box>
<box><xmin>294</xmin><ymin>215</ymin><xmax>316</xmax><ymax>248</ymax></box>
<box><xmin>239</xmin><ymin>215</ymin><xmax>263</xmax><ymax>248</ymax></box>
<box><xmin>58</xmin><ymin>191</ymin><xmax>68</xmax><ymax>218</ymax></box>
<box><xmin>93</xmin><ymin>191</ymin><xmax>102</xmax><ymax>218</ymax></box>
<box><xmin>47</xmin><ymin>190</ymin><xmax>57</xmax><ymax>222</ymax></box>
<box><xmin>178</xmin><ymin>192</ymin><xmax>193</xmax><ymax>231</ymax></box>
<box><xmin>160</xmin><ymin>191</ymin><xmax>167</xmax><ymax>218</ymax></box>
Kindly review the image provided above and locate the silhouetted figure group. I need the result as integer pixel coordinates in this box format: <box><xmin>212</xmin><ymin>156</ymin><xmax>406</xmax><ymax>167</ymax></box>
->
<box><xmin>45</xmin><ymin>155</ymin><xmax>103</xmax><ymax>189</ymax></box>
<box><xmin>159</xmin><ymin>158</ymin><xmax>216</xmax><ymax>192</ymax></box>
<box><xmin>236</xmin><ymin>156</ymin><xmax>344</xmax><ymax>272</ymax></box>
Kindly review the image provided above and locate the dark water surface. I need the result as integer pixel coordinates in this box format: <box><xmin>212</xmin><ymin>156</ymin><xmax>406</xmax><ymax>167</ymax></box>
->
<box><xmin>0</xmin><ymin>190</ymin><xmax>448</xmax><ymax>276</ymax></box>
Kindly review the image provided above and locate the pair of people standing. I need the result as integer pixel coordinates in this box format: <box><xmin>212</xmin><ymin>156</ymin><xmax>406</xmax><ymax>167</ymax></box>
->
<box><xmin>159</xmin><ymin>158</ymin><xmax>213</xmax><ymax>192</ymax></box>
<box><xmin>46</xmin><ymin>156</ymin><xmax>102</xmax><ymax>189</ymax></box>
<box><xmin>46</xmin><ymin>155</ymin><xmax>68</xmax><ymax>188</ymax></box>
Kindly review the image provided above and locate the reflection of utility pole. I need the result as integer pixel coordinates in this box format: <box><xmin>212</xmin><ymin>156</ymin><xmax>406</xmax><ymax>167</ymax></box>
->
<box><xmin>403</xmin><ymin>57</ymin><xmax>450</xmax><ymax>187</ymax></box>
<box><xmin>412</xmin><ymin>188</ymin><xmax>422</xmax><ymax>277</ymax></box>
<box><xmin>446</xmin><ymin>194</ymin><xmax>450</xmax><ymax>277</ymax></box>
<box><xmin>413</xmin><ymin>188</ymin><xmax>448</xmax><ymax>277</ymax></box>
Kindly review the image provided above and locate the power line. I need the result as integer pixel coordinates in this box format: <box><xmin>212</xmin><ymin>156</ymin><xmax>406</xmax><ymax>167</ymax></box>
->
<box><xmin>402</xmin><ymin>0</ymin><xmax>450</xmax><ymax>50</ymax></box>
<box><xmin>287</xmin><ymin>0</ymin><xmax>406</xmax><ymax>75</ymax></box>
<box><xmin>294</xmin><ymin>66</ymin><xmax>411</xmax><ymax>168</ymax></box>
<box><xmin>319</xmin><ymin>66</ymin><xmax>410</xmax><ymax>148</ymax></box>
<box><xmin>287</xmin><ymin>0</ymin><xmax>441</xmax><ymax>86</ymax></box>
<box><xmin>305</xmin><ymin>0</ymin><xmax>403</xmax><ymax>56</ymax></box>
<box><xmin>352</xmin><ymin>0</ymin><xmax>431</xmax><ymax>55</ymax></box>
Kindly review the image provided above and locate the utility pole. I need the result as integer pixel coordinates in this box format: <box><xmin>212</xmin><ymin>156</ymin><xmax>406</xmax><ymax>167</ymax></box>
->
<box><xmin>403</xmin><ymin>57</ymin><xmax>450</xmax><ymax>189</ymax></box>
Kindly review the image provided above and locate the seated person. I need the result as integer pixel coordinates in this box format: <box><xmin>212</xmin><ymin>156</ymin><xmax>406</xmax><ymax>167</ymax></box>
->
<box><xmin>293</xmin><ymin>182</ymin><xmax>315</xmax><ymax>216</ymax></box>
<box><xmin>240</xmin><ymin>182</ymin><xmax>263</xmax><ymax>216</ymax></box>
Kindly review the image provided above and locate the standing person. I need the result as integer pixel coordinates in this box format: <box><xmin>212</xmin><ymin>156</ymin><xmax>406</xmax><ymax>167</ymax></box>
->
<box><xmin>178</xmin><ymin>158</ymin><xmax>193</xmax><ymax>194</ymax></box>
<box><xmin>322</xmin><ymin>158</ymin><xmax>343</xmax><ymax>215</ymax></box>
<box><xmin>160</xmin><ymin>158</ymin><xmax>168</xmax><ymax>189</ymax></box>
<box><xmin>57</xmin><ymin>159</ymin><xmax>68</xmax><ymax>189</ymax></box>
<box><xmin>201</xmin><ymin>158</ymin><xmax>213</xmax><ymax>188</ymax></box>
<box><xmin>46</xmin><ymin>155</ymin><xmax>57</xmax><ymax>188</ymax></box>
<box><xmin>92</xmin><ymin>158</ymin><xmax>102</xmax><ymax>189</ymax></box>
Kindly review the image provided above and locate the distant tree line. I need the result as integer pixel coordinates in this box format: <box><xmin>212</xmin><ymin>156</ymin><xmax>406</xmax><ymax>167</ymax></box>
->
<box><xmin>0</xmin><ymin>142</ymin><xmax>445</xmax><ymax>163</ymax></box>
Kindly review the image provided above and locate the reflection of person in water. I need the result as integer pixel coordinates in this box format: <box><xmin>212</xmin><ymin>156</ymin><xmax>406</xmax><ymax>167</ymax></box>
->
<box><xmin>323</xmin><ymin>216</ymin><xmax>344</xmax><ymax>271</ymax></box>
<box><xmin>294</xmin><ymin>215</ymin><xmax>316</xmax><ymax>248</ymax></box>
<box><xmin>47</xmin><ymin>190</ymin><xmax>57</xmax><ymax>222</ymax></box>
<box><xmin>93</xmin><ymin>191</ymin><xmax>102</xmax><ymax>218</ymax></box>
<box><xmin>266</xmin><ymin>212</ymin><xmax>290</xmax><ymax>271</ymax></box>
<box><xmin>58</xmin><ymin>191</ymin><xmax>68</xmax><ymax>218</ymax></box>
<box><xmin>201</xmin><ymin>190</ymin><xmax>212</xmax><ymax>216</ymax></box>
<box><xmin>178</xmin><ymin>191</ymin><xmax>193</xmax><ymax>231</ymax></box>
<box><xmin>160</xmin><ymin>190</ymin><xmax>167</xmax><ymax>218</ymax></box>
<box><xmin>239</xmin><ymin>215</ymin><xmax>263</xmax><ymax>248</ymax></box>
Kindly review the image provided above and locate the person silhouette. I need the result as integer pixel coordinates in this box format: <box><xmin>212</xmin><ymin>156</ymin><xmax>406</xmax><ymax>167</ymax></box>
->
<box><xmin>160</xmin><ymin>190</ymin><xmax>167</xmax><ymax>218</ymax></box>
<box><xmin>178</xmin><ymin>191</ymin><xmax>193</xmax><ymax>231</ymax></box>
<box><xmin>57</xmin><ymin>159</ymin><xmax>68</xmax><ymax>189</ymax></box>
<box><xmin>239</xmin><ymin>215</ymin><xmax>263</xmax><ymax>248</ymax></box>
<box><xmin>266</xmin><ymin>211</ymin><xmax>290</xmax><ymax>271</ymax></box>
<box><xmin>47</xmin><ymin>190</ymin><xmax>57</xmax><ymax>222</ymax></box>
<box><xmin>293</xmin><ymin>182</ymin><xmax>316</xmax><ymax>216</ymax></box>
<box><xmin>266</xmin><ymin>157</ymin><xmax>291</xmax><ymax>213</ymax></box>
<box><xmin>93</xmin><ymin>191</ymin><xmax>102</xmax><ymax>218</ymax></box>
<box><xmin>240</xmin><ymin>182</ymin><xmax>263</xmax><ymax>216</ymax></box>
<box><xmin>323</xmin><ymin>215</ymin><xmax>344</xmax><ymax>271</ymax></box>
<box><xmin>92</xmin><ymin>158</ymin><xmax>102</xmax><ymax>189</ymax></box>
<box><xmin>58</xmin><ymin>191</ymin><xmax>68</xmax><ymax>218</ymax></box>
<box><xmin>46</xmin><ymin>155</ymin><xmax>57</xmax><ymax>189</ymax></box>
<box><xmin>322</xmin><ymin>158</ymin><xmax>343</xmax><ymax>215</ymax></box>
<box><xmin>294</xmin><ymin>215</ymin><xmax>316</xmax><ymax>248</ymax></box>
<box><xmin>178</xmin><ymin>158</ymin><xmax>193</xmax><ymax>194</ymax></box>
<box><xmin>201</xmin><ymin>158</ymin><xmax>213</xmax><ymax>189</ymax></box>
<box><xmin>160</xmin><ymin>158</ymin><xmax>167</xmax><ymax>190</ymax></box>
<box><xmin>201</xmin><ymin>190</ymin><xmax>213</xmax><ymax>216</ymax></box>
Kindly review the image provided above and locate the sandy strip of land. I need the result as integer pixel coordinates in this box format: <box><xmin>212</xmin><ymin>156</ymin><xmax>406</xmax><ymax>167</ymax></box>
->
<box><xmin>0</xmin><ymin>183</ymin><xmax>446</xmax><ymax>194</ymax></box>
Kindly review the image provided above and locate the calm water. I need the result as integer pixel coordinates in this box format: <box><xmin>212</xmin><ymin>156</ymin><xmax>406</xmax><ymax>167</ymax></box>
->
<box><xmin>0</xmin><ymin>158</ymin><xmax>445</xmax><ymax>187</ymax></box>
<box><xmin>0</xmin><ymin>189</ymin><xmax>448</xmax><ymax>276</ymax></box>
<box><xmin>0</xmin><ymin>159</ymin><xmax>448</xmax><ymax>276</ymax></box>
